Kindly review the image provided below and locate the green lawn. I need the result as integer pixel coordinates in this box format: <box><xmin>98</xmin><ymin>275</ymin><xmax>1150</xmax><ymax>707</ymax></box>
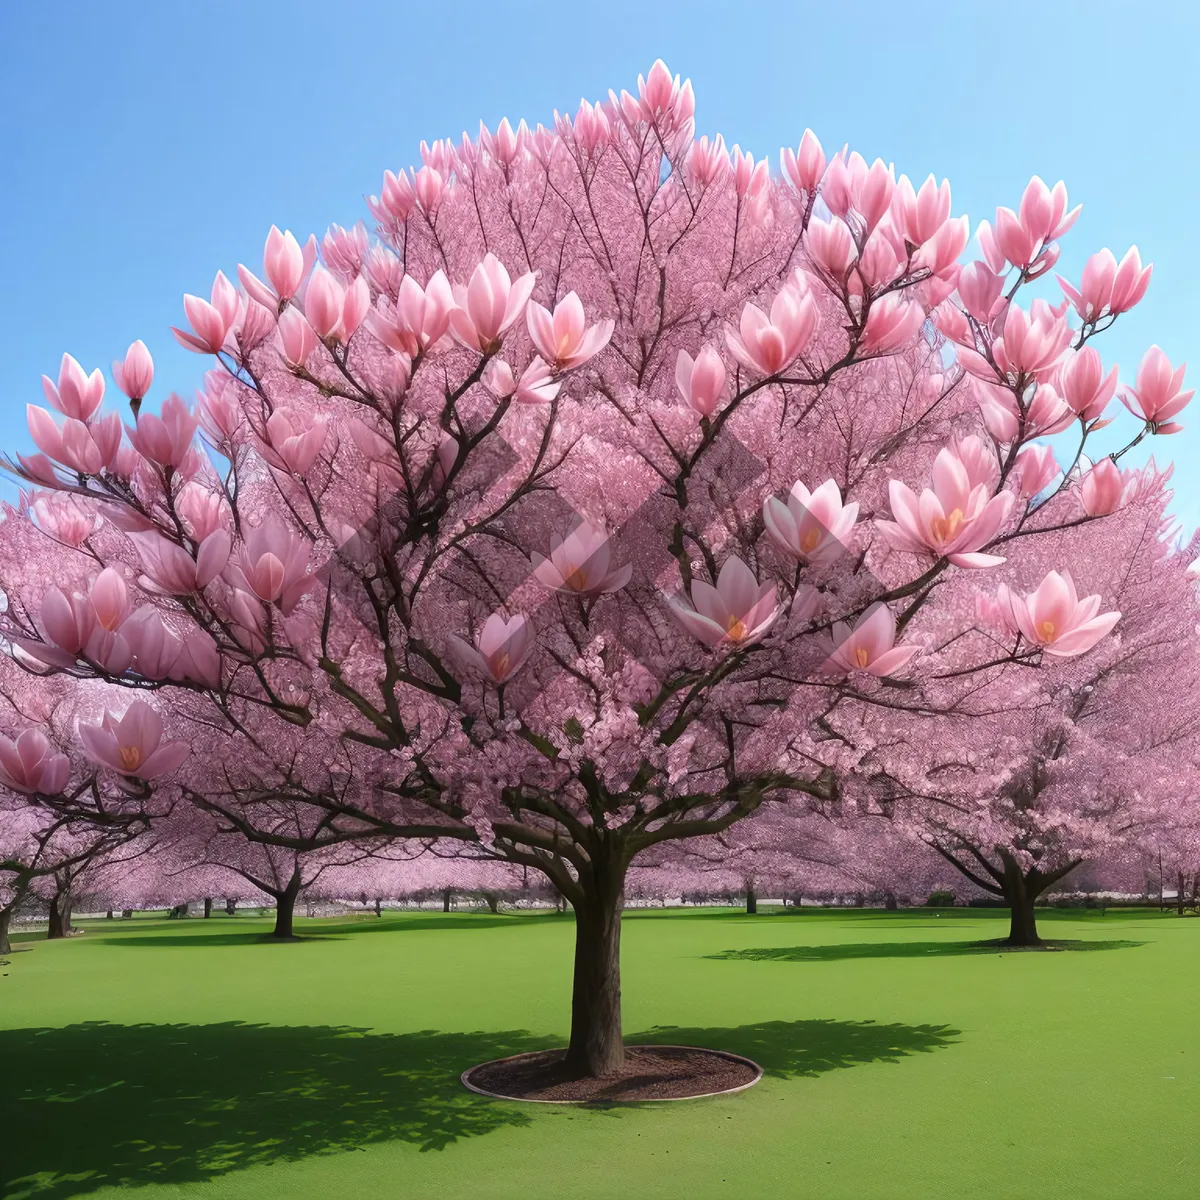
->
<box><xmin>2</xmin><ymin>905</ymin><xmax>1196</xmax><ymax>1199</ymax></box>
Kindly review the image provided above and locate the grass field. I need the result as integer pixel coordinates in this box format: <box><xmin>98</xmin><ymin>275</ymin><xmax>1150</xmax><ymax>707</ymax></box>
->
<box><xmin>2</xmin><ymin>905</ymin><xmax>1197</xmax><ymax>1199</ymax></box>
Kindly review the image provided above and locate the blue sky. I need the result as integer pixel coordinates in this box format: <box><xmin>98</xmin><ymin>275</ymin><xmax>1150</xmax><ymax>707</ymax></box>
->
<box><xmin>2</xmin><ymin>0</ymin><xmax>1196</xmax><ymax>523</ymax></box>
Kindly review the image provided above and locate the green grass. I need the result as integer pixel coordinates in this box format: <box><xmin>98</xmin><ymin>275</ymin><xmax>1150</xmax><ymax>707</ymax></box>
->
<box><xmin>1</xmin><ymin>905</ymin><xmax>1197</xmax><ymax>1199</ymax></box>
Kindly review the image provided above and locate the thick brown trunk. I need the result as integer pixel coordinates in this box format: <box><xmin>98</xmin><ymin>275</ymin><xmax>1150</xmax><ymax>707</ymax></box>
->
<box><xmin>1000</xmin><ymin>856</ymin><xmax>1042</xmax><ymax>946</ymax></box>
<box><xmin>105</xmin><ymin>910</ymin><xmax>114</xmax><ymax>919</ymax></box>
<box><xmin>1178</xmin><ymin>872</ymin><xmax>1186</xmax><ymax>917</ymax></box>
<box><xmin>225</xmin><ymin>898</ymin><xmax>236</xmax><ymax>916</ymax></box>
<box><xmin>47</xmin><ymin>890</ymin><xmax>72</xmax><ymax>940</ymax></box>
<box><xmin>270</xmin><ymin>870</ymin><xmax>302</xmax><ymax>938</ymax></box>
<box><xmin>564</xmin><ymin>862</ymin><xmax>626</xmax><ymax>1078</ymax></box>
<box><xmin>122</xmin><ymin>909</ymin><xmax>133</xmax><ymax>919</ymax></box>
<box><xmin>485</xmin><ymin>893</ymin><xmax>500</xmax><ymax>914</ymax></box>
<box><xmin>374</xmin><ymin>898</ymin><xmax>382</xmax><ymax>917</ymax></box>
<box><xmin>745</xmin><ymin>886</ymin><xmax>757</xmax><ymax>915</ymax></box>
<box><xmin>442</xmin><ymin>888</ymin><xmax>452</xmax><ymax>913</ymax></box>
<box><xmin>203</xmin><ymin>897</ymin><xmax>213</xmax><ymax>919</ymax></box>
<box><xmin>0</xmin><ymin>907</ymin><xmax>12</xmax><ymax>955</ymax></box>
<box><xmin>885</xmin><ymin>892</ymin><xmax>899</xmax><ymax>911</ymax></box>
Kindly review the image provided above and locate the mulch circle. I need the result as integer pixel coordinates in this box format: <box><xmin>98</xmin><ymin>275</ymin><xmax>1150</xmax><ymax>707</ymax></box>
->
<box><xmin>462</xmin><ymin>1045</ymin><xmax>763</xmax><ymax>1104</ymax></box>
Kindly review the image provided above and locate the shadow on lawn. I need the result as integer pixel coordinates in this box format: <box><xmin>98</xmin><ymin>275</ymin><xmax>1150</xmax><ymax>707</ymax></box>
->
<box><xmin>0</xmin><ymin>1015</ymin><xmax>957</xmax><ymax>1196</ymax></box>
<box><xmin>708</xmin><ymin>938</ymin><xmax>1145</xmax><ymax>963</ymax></box>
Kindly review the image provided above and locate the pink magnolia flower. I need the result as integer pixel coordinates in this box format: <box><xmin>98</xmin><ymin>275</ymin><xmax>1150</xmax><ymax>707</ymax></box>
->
<box><xmin>172</xmin><ymin>629</ymin><xmax>222</xmax><ymax>688</ymax></box>
<box><xmin>368</xmin><ymin>270</ymin><xmax>455</xmax><ymax>357</ymax></box>
<box><xmin>956</xmin><ymin>261</ymin><xmax>1004</xmax><ymax>324</ymax></box>
<box><xmin>990</xmin><ymin>300</ymin><xmax>1073</xmax><ymax>381</ymax></box>
<box><xmin>127</xmin><ymin>394</ymin><xmax>198</xmax><ymax>469</ymax></box>
<box><xmin>448</xmin><ymin>254</ymin><xmax>538</xmax><ymax>353</ymax></box>
<box><xmin>26</xmin><ymin>407</ymin><xmax>122</xmax><ymax>475</ymax></box>
<box><xmin>999</xmin><ymin>570</ymin><xmax>1120</xmax><ymax>657</ymax></box>
<box><xmin>42</xmin><ymin>353</ymin><xmax>106</xmax><ymax>421</ymax></box>
<box><xmin>132</xmin><ymin>530</ymin><xmax>230</xmax><ymax>594</ymax></box>
<box><xmin>29</xmin><ymin>493</ymin><xmax>98</xmax><ymax>546</ymax></box>
<box><xmin>675</xmin><ymin>346</ymin><xmax>727</xmax><ymax>417</ymax></box>
<box><xmin>449</xmin><ymin>613</ymin><xmax>535</xmax><ymax>685</ymax></box>
<box><xmin>176</xmin><ymin>483</ymin><xmax>230</xmax><ymax>542</ymax></box>
<box><xmin>40</xmin><ymin>586</ymin><xmax>94</xmax><ymax>655</ymax></box>
<box><xmin>90</xmin><ymin>568</ymin><xmax>131</xmax><ymax>633</ymax></box>
<box><xmin>233</xmin><ymin>519</ymin><xmax>313</xmax><ymax>614</ymax></box>
<box><xmin>171</xmin><ymin>271</ymin><xmax>239</xmax><ymax>354</ymax></box>
<box><xmin>263</xmin><ymin>408</ymin><xmax>328</xmax><ymax>474</ymax></box>
<box><xmin>1121</xmin><ymin>346</ymin><xmax>1193</xmax><ymax>432</ymax></box>
<box><xmin>686</xmin><ymin>135</ymin><xmax>731</xmax><ymax>185</ymax></box>
<box><xmin>304</xmin><ymin>268</ymin><xmax>369</xmax><ymax>343</ymax></box>
<box><xmin>724</xmin><ymin>274</ymin><xmax>820</xmax><ymax>376</ymax></box>
<box><xmin>992</xmin><ymin>177</ymin><xmax>1079</xmax><ymax>270</ymax></box>
<box><xmin>530</xmin><ymin>519</ymin><xmax>632</xmax><ymax>597</ymax></box>
<box><xmin>121</xmin><ymin>608</ymin><xmax>183</xmax><ymax>680</ymax></box>
<box><xmin>668</xmin><ymin>557</ymin><xmax>780</xmax><ymax>649</ymax></box>
<box><xmin>276</xmin><ymin>308</ymin><xmax>319</xmax><ymax>369</ymax></box>
<box><xmin>262</xmin><ymin>225</ymin><xmax>306</xmax><ymax>301</ymax></box>
<box><xmin>78</xmin><ymin>699</ymin><xmax>189</xmax><ymax>780</ymax></box>
<box><xmin>893</xmin><ymin>174</ymin><xmax>952</xmax><ymax>247</ymax></box>
<box><xmin>1079</xmin><ymin>457</ymin><xmax>1126</xmax><ymax>516</ymax></box>
<box><xmin>1058</xmin><ymin>347</ymin><xmax>1118</xmax><ymax>424</ymax></box>
<box><xmin>526</xmin><ymin>292</ymin><xmax>614</xmax><ymax>370</ymax></box>
<box><xmin>805</xmin><ymin>216</ymin><xmax>857</xmax><ymax>280</ymax></box>
<box><xmin>780</xmin><ymin>130</ymin><xmax>825</xmax><ymax>194</ymax></box>
<box><xmin>1058</xmin><ymin>246</ymin><xmax>1152</xmax><ymax>322</ymax></box>
<box><xmin>368</xmin><ymin>169</ymin><xmax>416</xmax><ymax>225</ymax></box>
<box><xmin>0</xmin><ymin>728</ymin><xmax>70</xmax><ymax>795</ymax></box>
<box><xmin>877</xmin><ymin>446</ymin><xmax>1014</xmax><ymax>568</ymax></box>
<box><xmin>637</xmin><ymin>59</ymin><xmax>693</xmax><ymax>127</ymax></box>
<box><xmin>112</xmin><ymin>341</ymin><xmax>154</xmax><ymax>403</ymax></box>
<box><xmin>483</xmin><ymin>357</ymin><xmax>561</xmax><ymax>405</ymax></box>
<box><xmin>860</xmin><ymin>294</ymin><xmax>924</xmax><ymax>355</ymax></box>
<box><xmin>974</xmin><ymin>379</ymin><xmax>1073</xmax><ymax>442</ymax></box>
<box><xmin>763</xmin><ymin>478</ymin><xmax>859</xmax><ymax>565</ymax></box>
<box><xmin>480</xmin><ymin>117</ymin><xmax>526</xmax><ymax>167</ymax></box>
<box><xmin>1013</xmin><ymin>444</ymin><xmax>1060</xmax><ymax>500</ymax></box>
<box><xmin>821</xmin><ymin>603</ymin><xmax>917</xmax><ymax>677</ymax></box>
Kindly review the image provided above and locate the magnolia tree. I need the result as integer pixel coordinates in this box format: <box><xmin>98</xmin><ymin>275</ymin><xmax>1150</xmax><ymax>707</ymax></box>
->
<box><xmin>0</xmin><ymin>59</ymin><xmax>1191</xmax><ymax>1076</ymax></box>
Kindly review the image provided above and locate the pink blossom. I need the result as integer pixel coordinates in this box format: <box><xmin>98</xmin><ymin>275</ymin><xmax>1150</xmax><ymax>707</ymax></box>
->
<box><xmin>90</xmin><ymin>568</ymin><xmax>131</xmax><ymax>632</ymax></box>
<box><xmin>893</xmin><ymin>174</ymin><xmax>952</xmax><ymax>247</ymax></box>
<box><xmin>171</xmin><ymin>271</ymin><xmax>239</xmax><ymax>354</ymax></box>
<box><xmin>1014</xmin><ymin>444</ymin><xmax>1060</xmax><ymax>500</ymax></box>
<box><xmin>449</xmin><ymin>613</ymin><xmax>535</xmax><ymax>685</ymax></box>
<box><xmin>780</xmin><ymin>130</ymin><xmax>825</xmax><ymax>194</ymax></box>
<box><xmin>805</xmin><ymin>216</ymin><xmax>856</xmax><ymax>280</ymax></box>
<box><xmin>724</xmin><ymin>274</ymin><xmax>819</xmax><ymax>375</ymax></box>
<box><xmin>122</xmin><ymin>608</ymin><xmax>183</xmax><ymax>679</ymax></box>
<box><xmin>686</xmin><ymin>135</ymin><xmax>731</xmax><ymax>186</ymax></box>
<box><xmin>526</xmin><ymin>293</ymin><xmax>614</xmax><ymax>370</ymax></box>
<box><xmin>112</xmin><ymin>341</ymin><xmax>154</xmax><ymax>402</ymax></box>
<box><xmin>368</xmin><ymin>270</ymin><xmax>455</xmax><ymax>357</ymax></box>
<box><xmin>530</xmin><ymin>519</ymin><xmax>632</xmax><ymax>597</ymax></box>
<box><xmin>989</xmin><ymin>300</ymin><xmax>1073</xmax><ymax>381</ymax></box>
<box><xmin>763</xmin><ymin>478</ymin><xmax>859</xmax><ymax>565</ymax></box>
<box><xmin>1079</xmin><ymin>458</ymin><xmax>1126</xmax><ymax>516</ymax></box>
<box><xmin>675</xmin><ymin>346</ymin><xmax>727</xmax><ymax>417</ymax></box>
<box><xmin>999</xmin><ymin>570</ymin><xmax>1120</xmax><ymax>657</ymax></box>
<box><xmin>304</xmin><ymin>268</ymin><xmax>369</xmax><ymax>343</ymax></box>
<box><xmin>197</xmin><ymin>375</ymin><xmax>244</xmax><ymax>442</ymax></box>
<box><xmin>29</xmin><ymin>493</ymin><xmax>98</xmax><ymax>546</ymax></box>
<box><xmin>877</xmin><ymin>446</ymin><xmax>1014</xmax><ymax>568</ymax></box>
<box><xmin>233</xmin><ymin>519</ymin><xmax>313</xmax><ymax>614</ymax></box>
<box><xmin>26</xmin><ymin>407</ymin><xmax>121</xmax><ymax>474</ymax></box>
<box><xmin>860</xmin><ymin>294</ymin><xmax>924</xmax><ymax>355</ymax></box>
<box><xmin>127</xmin><ymin>394</ymin><xmax>198</xmax><ymax>469</ymax></box>
<box><xmin>0</xmin><ymin>729</ymin><xmax>70</xmax><ymax>795</ymax></box>
<box><xmin>1058</xmin><ymin>347</ymin><xmax>1118</xmax><ymax>423</ymax></box>
<box><xmin>42</xmin><ymin>353</ymin><xmax>106</xmax><ymax>421</ymax></box>
<box><xmin>1121</xmin><ymin>346</ymin><xmax>1193</xmax><ymax>431</ymax></box>
<box><xmin>668</xmin><ymin>557</ymin><xmax>780</xmax><ymax>649</ymax></box>
<box><xmin>263</xmin><ymin>408</ymin><xmax>328</xmax><ymax>474</ymax></box>
<box><xmin>78</xmin><ymin>699</ymin><xmax>189</xmax><ymax>780</ymax></box>
<box><xmin>956</xmin><ymin>261</ymin><xmax>1004</xmax><ymax>323</ymax></box>
<box><xmin>483</xmin><ymin>357</ymin><xmax>562</xmax><ymax>405</ymax></box>
<box><xmin>277</xmin><ymin>308</ymin><xmax>319</xmax><ymax>369</ymax></box>
<box><xmin>448</xmin><ymin>254</ymin><xmax>538</xmax><ymax>352</ymax></box>
<box><xmin>133</xmin><ymin>530</ymin><xmax>230</xmax><ymax>594</ymax></box>
<box><xmin>821</xmin><ymin>603</ymin><xmax>917</xmax><ymax>677</ymax></box>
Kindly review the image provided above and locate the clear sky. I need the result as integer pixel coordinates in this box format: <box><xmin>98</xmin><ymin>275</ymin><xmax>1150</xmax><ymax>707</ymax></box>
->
<box><xmin>2</xmin><ymin>0</ymin><xmax>1196</xmax><ymax>522</ymax></box>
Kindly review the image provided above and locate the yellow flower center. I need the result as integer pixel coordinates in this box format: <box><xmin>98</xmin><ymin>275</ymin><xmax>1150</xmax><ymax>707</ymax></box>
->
<box><xmin>930</xmin><ymin>508</ymin><xmax>965</xmax><ymax>545</ymax></box>
<box><xmin>800</xmin><ymin>527</ymin><xmax>822</xmax><ymax>553</ymax></box>
<box><xmin>725</xmin><ymin>615</ymin><xmax>747</xmax><ymax>642</ymax></box>
<box><xmin>563</xmin><ymin>563</ymin><xmax>589</xmax><ymax>592</ymax></box>
<box><xmin>493</xmin><ymin>651</ymin><xmax>510</xmax><ymax>677</ymax></box>
<box><xmin>119</xmin><ymin>745</ymin><xmax>142</xmax><ymax>771</ymax></box>
<box><xmin>854</xmin><ymin>646</ymin><xmax>870</xmax><ymax>668</ymax></box>
<box><xmin>1039</xmin><ymin>620</ymin><xmax>1056</xmax><ymax>642</ymax></box>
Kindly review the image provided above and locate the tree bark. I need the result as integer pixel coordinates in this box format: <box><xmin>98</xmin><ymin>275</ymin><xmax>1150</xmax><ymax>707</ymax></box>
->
<box><xmin>564</xmin><ymin>859</ymin><xmax>626</xmax><ymax>1078</ymax></box>
<box><xmin>225</xmin><ymin>898</ymin><xmax>236</xmax><ymax>916</ymax></box>
<box><xmin>203</xmin><ymin>897</ymin><xmax>213</xmax><ymax>919</ymax></box>
<box><xmin>1000</xmin><ymin>857</ymin><xmax>1043</xmax><ymax>946</ymax></box>
<box><xmin>0</xmin><ymin>906</ymin><xmax>13</xmax><ymax>955</ymax></box>
<box><xmin>105</xmin><ymin>910</ymin><xmax>114</xmax><ymax>919</ymax></box>
<box><xmin>1178</xmin><ymin>871</ymin><xmax>1186</xmax><ymax>917</ymax></box>
<box><xmin>374</xmin><ymin>898</ymin><xmax>382</xmax><ymax>917</ymax></box>
<box><xmin>442</xmin><ymin>888</ymin><xmax>452</xmax><ymax>913</ymax></box>
<box><xmin>270</xmin><ymin>869</ymin><xmax>303</xmax><ymax>939</ymax></box>
<box><xmin>745</xmin><ymin>886</ymin><xmax>757</xmax><ymax>915</ymax></box>
<box><xmin>885</xmin><ymin>891</ymin><xmax>899</xmax><ymax>911</ymax></box>
<box><xmin>484</xmin><ymin>893</ymin><xmax>500</xmax><ymax>914</ymax></box>
<box><xmin>47</xmin><ymin>890</ymin><xmax>73</xmax><ymax>940</ymax></box>
<box><xmin>122</xmin><ymin>909</ymin><xmax>133</xmax><ymax>919</ymax></box>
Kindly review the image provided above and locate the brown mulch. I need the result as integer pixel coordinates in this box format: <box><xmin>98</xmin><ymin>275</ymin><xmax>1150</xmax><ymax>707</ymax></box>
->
<box><xmin>464</xmin><ymin>1045</ymin><xmax>760</xmax><ymax>1102</ymax></box>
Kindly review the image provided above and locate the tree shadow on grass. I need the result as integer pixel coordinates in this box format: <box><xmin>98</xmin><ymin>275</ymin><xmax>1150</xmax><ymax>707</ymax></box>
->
<box><xmin>707</xmin><ymin>938</ymin><xmax>1146</xmax><ymax>963</ymax></box>
<box><xmin>633</xmin><ymin>1018</ymin><xmax>959</xmax><ymax>1080</ymax></box>
<box><xmin>0</xmin><ymin>1015</ymin><xmax>959</xmax><ymax>1196</ymax></box>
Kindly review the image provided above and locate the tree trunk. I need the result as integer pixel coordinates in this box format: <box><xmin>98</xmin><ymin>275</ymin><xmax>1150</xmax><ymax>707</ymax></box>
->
<box><xmin>484</xmin><ymin>893</ymin><xmax>500</xmax><ymax>914</ymax></box>
<box><xmin>1178</xmin><ymin>871</ymin><xmax>1186</xmax><ymax>917</ymax></box>
<box><xmin>1000</xmin><ymin>857</ymin><xmax>1042</xmax><ymax>946</ymax></box>
<box><xmin>374</xmin><ymin>898</ymin><xmax>382</xmax><ymax>917</ymax></box>
<box><xmin>105</xmin><ymin>910</ymin><xmax>113</xmax><ymax>919</ymax></box>
<box><xmin>47</xmin><ymin>890</ymin><xmax>72</xmax><ymax>940</ymax></box>
<box><xmin>442</xmin><ymin>888</ymin><xmax>452</xmax><ymax>913</ymax></box>
<box><xmin>122</xmin><ymin>909</ymin><xmax>133</xmax><ymax>919</ymax></box>
<box><xmin>203</xmin><ymin>897</ymin><xmax>213</xmax><ymax>919</ymax></box>
<box><xmin>564</xmin><ymin>861</ymin><xmax>626</xmax><ymax>1078</ymax></box>
<box><xmin>270</xmin><ymin>870</ymin><xmax>302</xmax><ymax>939</ymax></box>
<box><xmin>225</xmin><ymin>898</ymin><xmax>236</xmax><ymax>916</ymax></box>
<box><xmin>0</xmin><ymin>906</ymin><xmax>13</xmax><ymax>955</ymax></box>
<box><xmin>885</xmin><ymin>891</ymin><xmax>899</xmax><ymax>911</ymax></box>
<box><xmin>745</xmin><ymin>886</ymin><xmax>757</xmax><ymax>915</ymax></box>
